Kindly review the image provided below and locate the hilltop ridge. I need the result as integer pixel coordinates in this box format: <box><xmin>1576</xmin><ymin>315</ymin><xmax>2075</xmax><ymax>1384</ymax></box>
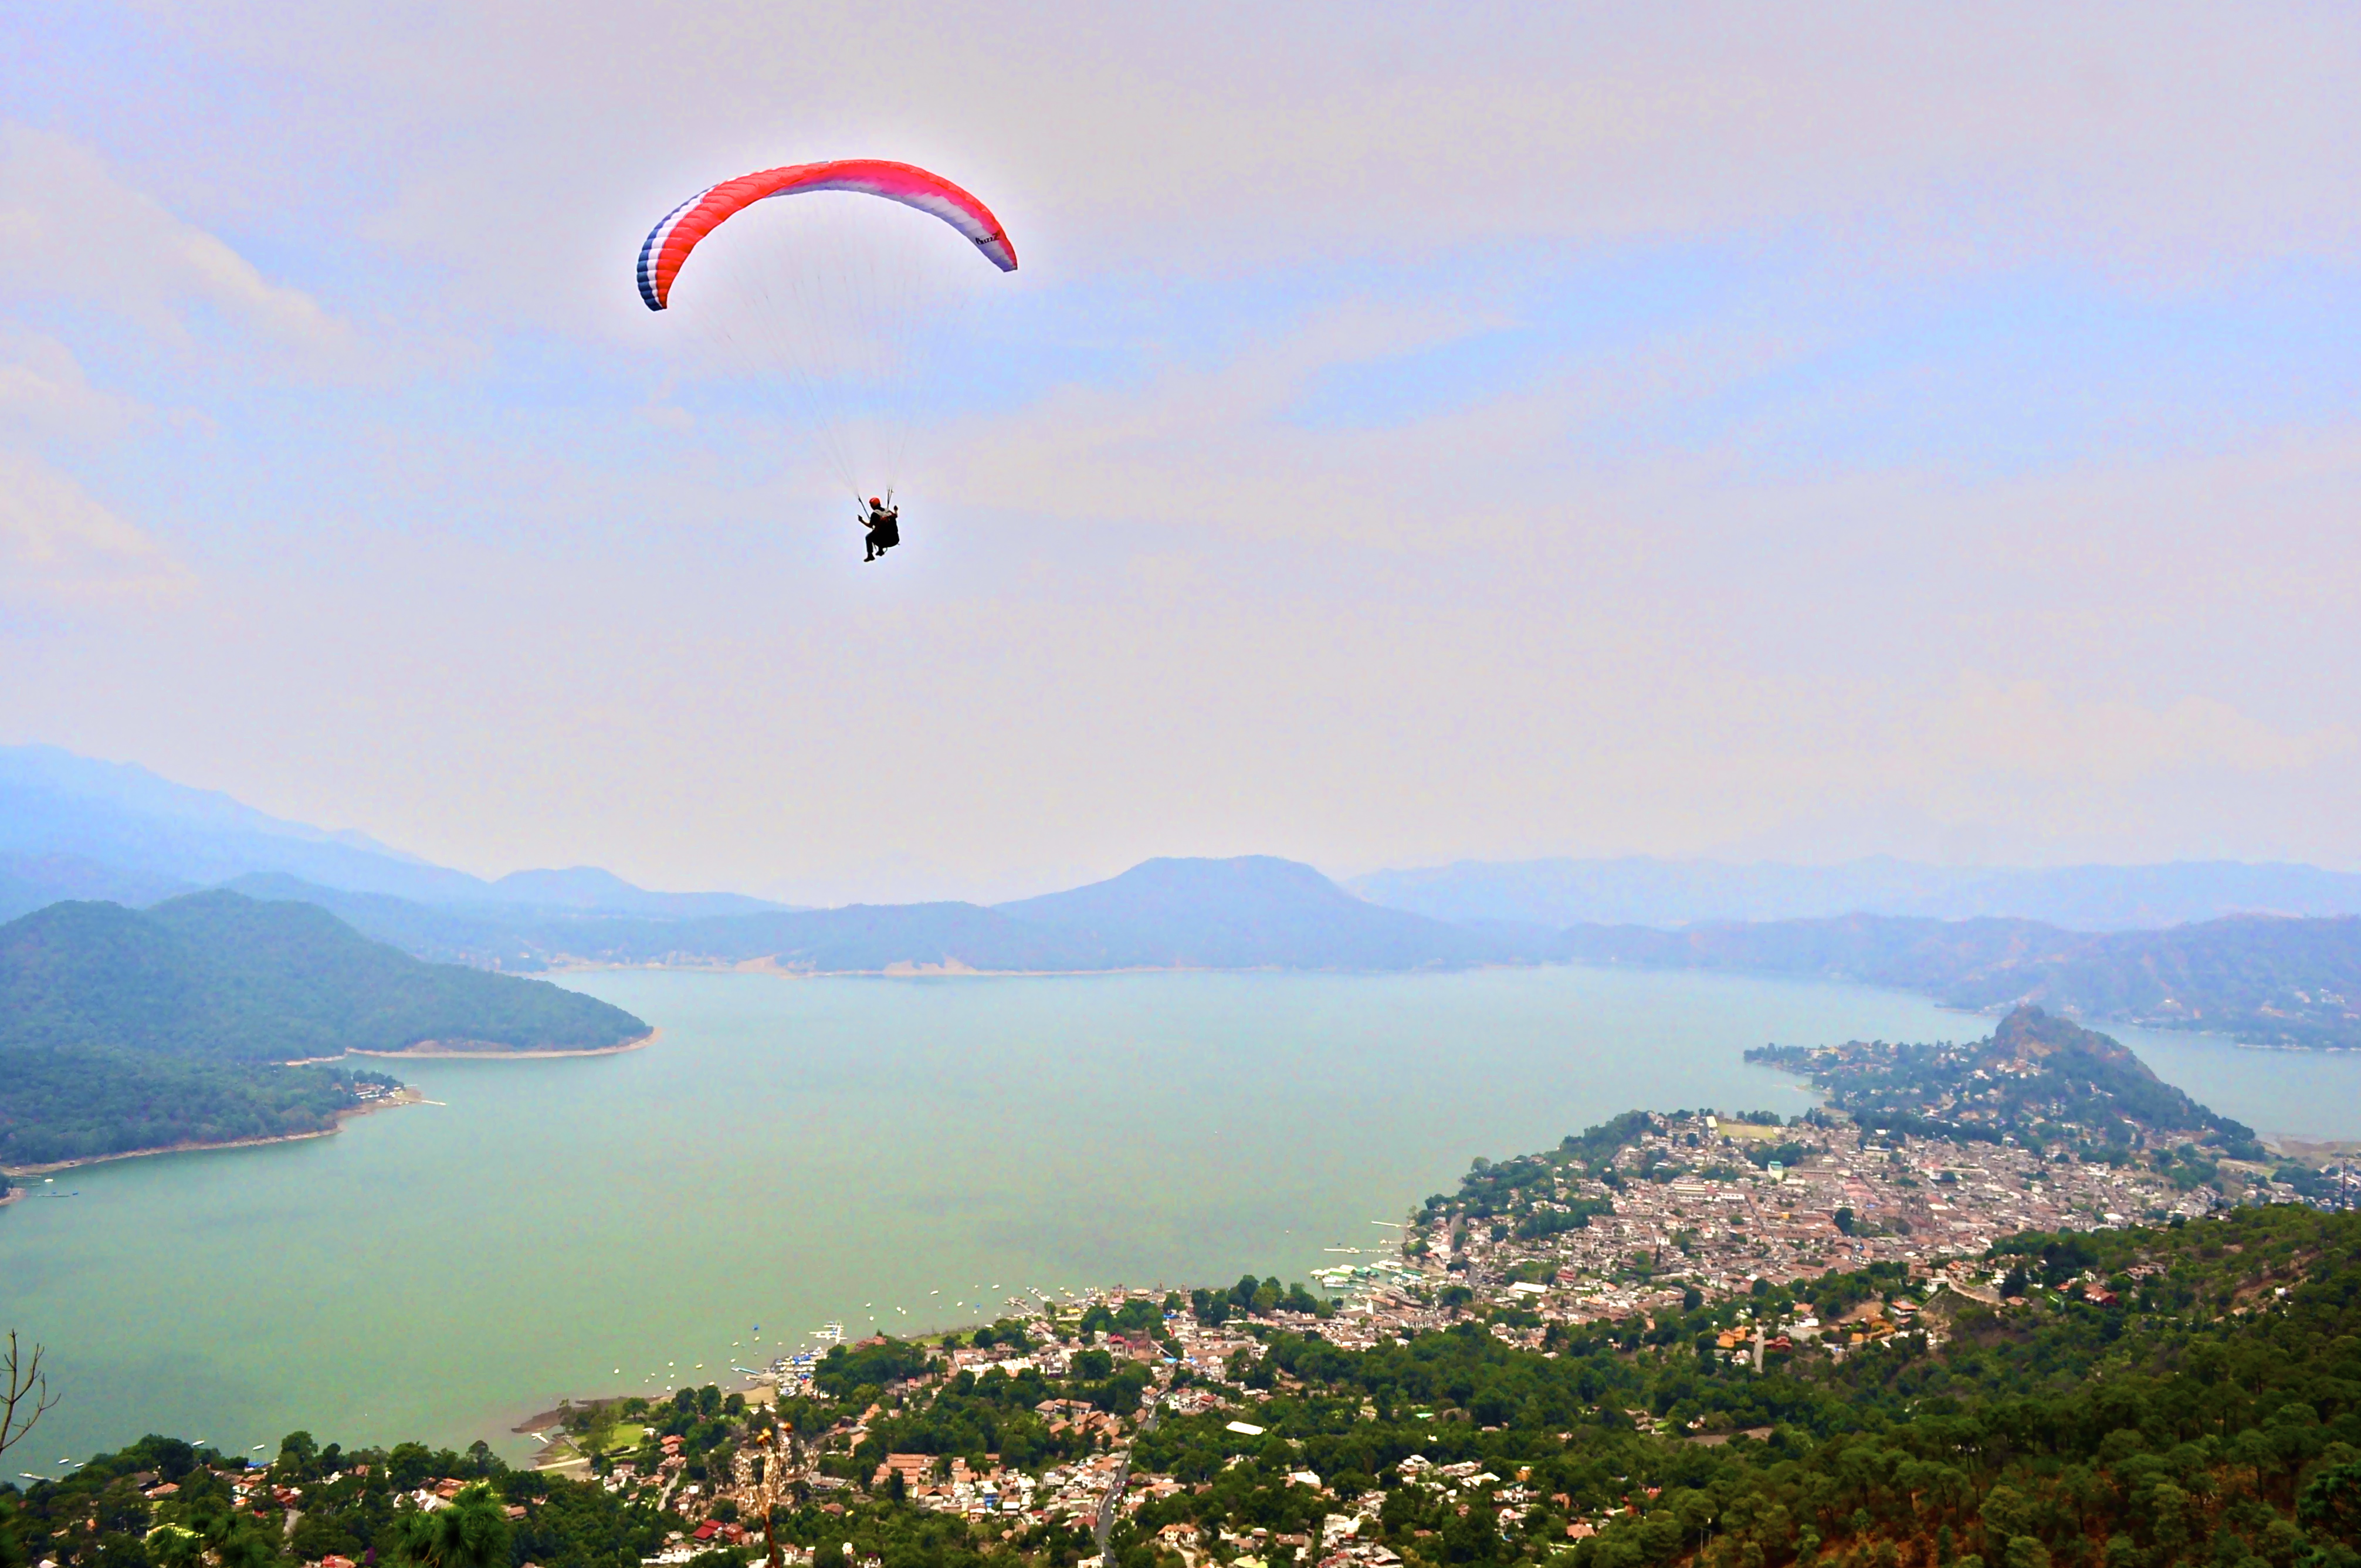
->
<box><xmin>992</xmin><ymin>856</ymin><xmax>1487</xmax><ymax>969</ymax></box>
<box><xmin>1987</xmin><ymin>1001</ymin><xmax>2147</xmax><ymax>1069</ymax></box>
<box><xmin>1</xmin><ymin>892</ymin><xmax>649</xmax><ymax>1062</ymax></box>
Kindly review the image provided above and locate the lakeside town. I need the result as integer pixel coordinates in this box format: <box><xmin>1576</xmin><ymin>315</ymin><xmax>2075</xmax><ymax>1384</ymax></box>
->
<box><xmin>13</xmin><ymin>1007</ymin><xmax>2361</xmax><ymax>1568</ymax></box>
<box><xmin>528</xmin><ymin>1042</ymin><xmax>2356</xmax><ymax>1568</ymax></box>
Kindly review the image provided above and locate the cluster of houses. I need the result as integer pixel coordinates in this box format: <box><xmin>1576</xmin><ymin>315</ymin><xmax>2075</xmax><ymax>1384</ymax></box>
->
<box><xmin>622</xmin><ymin>1103</ymin><xmax>2322</xmax><ymax>1566</ymax></box>
<box><xmin>870</xmin><ymin>1450</ymin><xmax>1038</xmax><ymax>1519</ymax></box>
<box><xmin>1384</xmin><ymin>1112</ymin><xmax>2229</xmax><ymax>1336</ymax></box>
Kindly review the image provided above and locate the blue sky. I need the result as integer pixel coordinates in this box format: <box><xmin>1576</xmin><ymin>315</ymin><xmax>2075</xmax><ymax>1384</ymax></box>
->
<box><xmin>4</xmin><ymin>2</ymin><xmax>2359</xmax><ymax>900</ymax></box>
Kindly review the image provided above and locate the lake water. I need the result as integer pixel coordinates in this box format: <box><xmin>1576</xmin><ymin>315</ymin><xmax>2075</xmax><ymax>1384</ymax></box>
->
<box><xmin>6</xmin><ymin>965</ymin><xmax>2357</xmax><ymax>1472</ymax></box>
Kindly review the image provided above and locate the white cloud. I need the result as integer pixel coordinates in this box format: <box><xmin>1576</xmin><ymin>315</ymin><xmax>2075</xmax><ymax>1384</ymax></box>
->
<box><xmin>0</xmin><ymin>449</ymin><xmax>191</xmax><ymax>606</ymax></box>
<box><xmin>0</xmin><ymin>123</ymin><xmax>349</xmax><ymax>354</ymax></box>
<box><xmin>935</xmin><ymin>297</ymin><xmax>1795</xmax><ymax>549</ymax></box>
<box><xmin>0</xmin><ymin>331</ymin><xmax>137</xmax><ymax>439</ymax></box>
<box><xmin>937</xmin><ymin>303</ymin><xmax>1451</xmax><ymax>537</ymax></box>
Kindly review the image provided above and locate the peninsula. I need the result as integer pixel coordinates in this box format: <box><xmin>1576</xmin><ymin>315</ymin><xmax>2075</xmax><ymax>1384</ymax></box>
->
<box><xmin>0</xmin><ymin>891</ymin><xmax>649</xmax><ymax>1171</ymax></box>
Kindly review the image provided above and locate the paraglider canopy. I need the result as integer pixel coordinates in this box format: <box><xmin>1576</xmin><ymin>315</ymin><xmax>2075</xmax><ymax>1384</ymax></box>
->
<box><xmin>638</xmin><ymin>158</ymin><xmax>1017</xmax><ymax>311</ymax></box>
<box><xmin>635</xmin><ymin>157</ymin><xmax>1017</xmax><ymax>510</ymax></box>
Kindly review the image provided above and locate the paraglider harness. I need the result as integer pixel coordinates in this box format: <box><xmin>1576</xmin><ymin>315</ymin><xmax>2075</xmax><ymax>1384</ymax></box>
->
<box><xmin>861</xmin><ymin>491</ymin><xmax>900</xmax><ymax>561</ymax></box>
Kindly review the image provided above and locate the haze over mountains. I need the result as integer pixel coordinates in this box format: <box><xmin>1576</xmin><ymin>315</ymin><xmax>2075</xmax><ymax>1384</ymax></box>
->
<box><xmin>1554</xmin><ymin>914</ymin><xmax>2361</xmax><ymax>1052</ymax></box>
<box><xmin>1351</xmin><ymin>856</ymin><xmax>2361</xmax><ymax>930</ymax></box>
<box><xmin>17</xmin><ymin>743</ymin><xmax>2361</xmax><ymax>930</ymax></box>
<box><xmin>218</xmin><ymin>858</ymin><xmax>1497</xmax><ymax>976</ymax></box>
<box><xmin>0</xmin><ymin>746</ymin><xmax>794</xmax><ymax>922</ymax></box>
<box><xmin>6</xmin><ymin>743</ymin><xmax>2361</xmax><ymax>1047</ymax></box>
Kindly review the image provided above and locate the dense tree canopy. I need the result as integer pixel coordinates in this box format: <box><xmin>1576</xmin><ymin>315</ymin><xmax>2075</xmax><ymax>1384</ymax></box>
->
<box><xmin>0</xmin><ymin>894</ymin><xmax>648</xmax><ymax>1062</ymax></box>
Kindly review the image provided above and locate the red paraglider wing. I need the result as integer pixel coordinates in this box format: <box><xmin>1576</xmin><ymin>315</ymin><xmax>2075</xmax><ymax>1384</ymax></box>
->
<box><xmin>638</xmin><ymin>159</ymin><xmax>1017</xmax><ymax>310</ymax></box>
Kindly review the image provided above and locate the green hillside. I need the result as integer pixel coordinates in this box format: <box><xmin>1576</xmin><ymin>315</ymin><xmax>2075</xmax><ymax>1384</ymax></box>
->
<box><xmin>0</xmin><ymin>892</ymin><xmax>648</xmax><ymax>1168</ymax></box>
<box><xmin>0</xmin><ymin>892</ymin><xmax>649</xmax><ymax>1059</ymax></box>
<box><xmin>1940</xmin><ymin>914</ymin><xmax>2361</xmax><ymax>1049</ymax></box>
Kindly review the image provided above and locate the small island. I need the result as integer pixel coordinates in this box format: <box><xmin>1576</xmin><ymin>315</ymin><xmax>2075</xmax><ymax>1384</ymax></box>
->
<box><xmin>0</xmin><ymin>890</ymin><xmax>649</xmax><ymax>1173</ymax></box>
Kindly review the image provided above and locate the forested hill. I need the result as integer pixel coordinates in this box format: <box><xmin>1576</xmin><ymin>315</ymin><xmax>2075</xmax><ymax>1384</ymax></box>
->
<box><xmin>1948</xmin><ymin>915</ymin><xmax>2361</xmax><ymax>1048</ymax></box>
<box><xmin>0</xmin><ymin>893</ymin><xmax>648</xmax><ymax>1168</ymax></box>
<box><xmin>1749</xmin><ymin>1005</ymin><xmax>2265</xmax><ymax>1158</ymax></box>
<box><xmin>0</xmin><ymin>892</ymin><xmax>648</xmax><ymax>1059</ymax></box>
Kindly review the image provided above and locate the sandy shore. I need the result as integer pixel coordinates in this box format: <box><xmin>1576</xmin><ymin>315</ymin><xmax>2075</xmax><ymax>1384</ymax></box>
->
<box><xmin>1</xmin><ymin>1086</ymin><xmax>426</xmax><ymax>1178</ymax></box>
<box><xmin>345</xmin><ymin>1028</ymin><xmax>658</xmax><ymax>1061</ymax></box>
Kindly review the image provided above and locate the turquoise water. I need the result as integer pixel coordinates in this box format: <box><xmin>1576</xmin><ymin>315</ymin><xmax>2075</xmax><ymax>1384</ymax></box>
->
<box><xmin>4</xmin><ymin>966</ymin><xmax>2355</xmax><ymax>1472</ymax></box>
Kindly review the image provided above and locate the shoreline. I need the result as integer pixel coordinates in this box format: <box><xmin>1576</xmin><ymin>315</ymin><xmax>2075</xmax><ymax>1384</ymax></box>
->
<box><xmin>485</xmin><ymin>1365</ymin><xmax>793</xmax><ymax>1469</ymax></box>
<box><xmin>346</xmin><ymin>1027</ymin><xmax>659</xmax><ymax>1061</ymax></box>
<box><xmin>537</xmin><ymin>963</ymin><xmax>2361</xmax><ymax>1055</ymax></box>
<box><xmin>0</xmin><ymin>1086</ymin><xmax>426</xmax><ymax>1178</ymax></box>
<box><xmin>3</xmin><ymin>1030</ymin><xmax>659</xmax><ymax>1184</ymax></box>
<box><xmin>540</xmin><ymin>959</ymin><xmax>1429</xmax><ymax>980</ymax></box>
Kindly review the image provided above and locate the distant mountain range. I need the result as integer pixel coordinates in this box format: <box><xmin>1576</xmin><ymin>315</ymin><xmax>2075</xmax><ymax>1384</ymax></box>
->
<box><xmin>1350</xmin><ymin>855</ymin><xmax>2361</xmax><ymax>930</ymax></box>
<box><xmin>0</xmin><ymin>745</ymin><xmax>794</xmax><ymax>921</ymax></box>
<box><xmin>5</xmin><ymin>743</ymin><xmax>2360</xmax><ymax>1049</ymax></box>
<box><xmin>226</xmin><ymin>856</ymin><xmax>1499</xmax><ymax>976</ymax></box>
<box><xmin>208</xmin><ymin>861</ymin><xmax>2361</xmax><ymax>1048</ymax></box>
<box><xmin>1559</xmin><ymin>913</ymin><xmax>2361</xmax><ymax>1051</ymax></box>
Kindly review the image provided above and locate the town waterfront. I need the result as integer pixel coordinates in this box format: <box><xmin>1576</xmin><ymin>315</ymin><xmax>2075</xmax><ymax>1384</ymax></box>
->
<box><xmin>6</xmin><ymin>964</ymin><xmax>2356</xmax><ymax>1471</ymax></box>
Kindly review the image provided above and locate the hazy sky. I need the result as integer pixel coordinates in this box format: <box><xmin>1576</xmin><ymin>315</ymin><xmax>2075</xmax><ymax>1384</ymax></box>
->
<box><xmin>4</xmin><ymin>3</ymin><xmax>2358</xmax><ymax>901</ymax></box>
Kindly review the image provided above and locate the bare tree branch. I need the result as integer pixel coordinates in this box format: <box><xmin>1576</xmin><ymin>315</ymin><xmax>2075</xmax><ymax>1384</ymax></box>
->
<box><xmin>1</xmin><ymin>1328</ymin><xmax>60</xmax><ymax>1459</ymax></box>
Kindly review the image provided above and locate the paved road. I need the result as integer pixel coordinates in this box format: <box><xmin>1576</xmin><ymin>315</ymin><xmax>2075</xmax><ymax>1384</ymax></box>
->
<box><xmin>1093</xmin><ymin>1394</ymin><xmax>1164</xmax><ymax>1558</ymax></box>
